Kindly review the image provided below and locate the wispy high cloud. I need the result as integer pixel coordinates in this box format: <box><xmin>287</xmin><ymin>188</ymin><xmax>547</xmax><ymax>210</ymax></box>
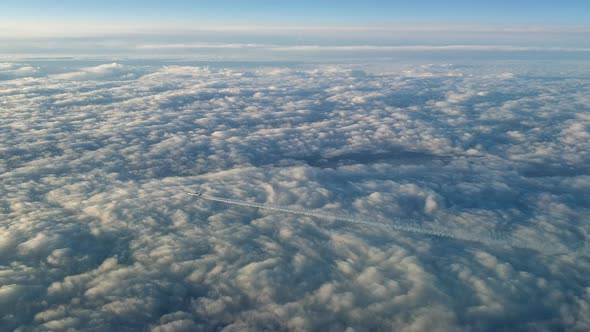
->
<box><xmin>136</xmin><ymin>43</ymin><xmax>590</xmax><ymax>52</ymax></box>
<box><xmin>2</xmin><ymin>22</ymin><xmax>590</xmax><ymax>38</ymax></box>
<box><xmin>2</xmin><ymin>20</ymin><xmax>589</xmax><ymax>59</ymax></box>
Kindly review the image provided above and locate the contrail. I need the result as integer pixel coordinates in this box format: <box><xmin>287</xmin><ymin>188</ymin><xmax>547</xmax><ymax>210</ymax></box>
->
<box><xmin>187</xmin><ymin>191</ymin><xmax>555</xmax><ymax>253</ymax></box>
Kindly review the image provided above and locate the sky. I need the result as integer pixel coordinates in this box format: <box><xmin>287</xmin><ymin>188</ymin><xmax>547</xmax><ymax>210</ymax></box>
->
<box><xmin>3</xmin><ymin>0</ymin><xmax>590</xmax><ymax>25</ymax></box>
<box><xmin>2</xmin><ymin>0</ymin><xmax>590</xmax><ymax>57</ymax></box>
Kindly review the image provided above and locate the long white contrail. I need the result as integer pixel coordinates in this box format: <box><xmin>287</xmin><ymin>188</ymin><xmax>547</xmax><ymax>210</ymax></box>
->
<box><xmin>187</xmin><ymin>192</ymin><xmax>554</xmax><ymax>253</ymax></box>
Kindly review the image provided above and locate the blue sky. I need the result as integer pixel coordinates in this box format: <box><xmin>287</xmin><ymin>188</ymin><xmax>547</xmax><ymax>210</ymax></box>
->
<box><xmin>3</xmin><ymin>0</ymin><xmax>590</xmax><ymax>25</ymax></box>
<box><xmin>2</xmin><ymin>0</ymin><xmax>590</xmax><ymax>54</ymax></box>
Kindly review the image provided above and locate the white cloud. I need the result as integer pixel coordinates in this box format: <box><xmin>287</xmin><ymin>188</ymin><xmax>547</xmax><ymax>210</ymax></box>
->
<box><xmin>269</xmin><ymin>45</ymin><xmax>590</xmax><ymax>52</ymax></box>
<box><xmin>50</xmin><ymin>63</ymin><xmax>143</xmax><ymax>81</ymax></box>
<box><xmin>1</xmin><ymin>22</ymin><xmax>590</xmax><ymax>38</ymax></box>
<box><xmin>2</xmin><ymin>21</ymin><xmax>589</xmax><ymax>60</ymax></box>
<box><xmin>133</xmin><ymin>43</ymin><xmax>590</xmax><ymax>53</ymax></box>
<box><xmin>0</xmin><ymin>59</ymin><xmax>589</xmax><ymax>330</ymax></box>
<box><xmin>0</xmin><ymin>62</ymin><xmax>39</xmax><ymax>80</ymax></box>
<box><xmin>137</xmin><ymin>43</ymin><xmax>271</xmax><ymax>50</ymax></box>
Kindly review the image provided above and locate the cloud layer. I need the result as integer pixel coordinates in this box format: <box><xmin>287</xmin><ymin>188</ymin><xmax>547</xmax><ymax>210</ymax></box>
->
<box><xmin>1</xmin><ymin>60</ymin><xmax>590</xmax><ymax>331</ymax></box>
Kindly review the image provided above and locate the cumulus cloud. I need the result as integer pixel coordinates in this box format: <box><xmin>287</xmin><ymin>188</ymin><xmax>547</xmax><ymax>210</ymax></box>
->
<box><xmin>50</xmin><ymin>63</ymin><xmax>144</xmax><ymax>81</ymax></box>
<box><xmin>1</xmin><ymin>59</ymin><xmax>589</xmax><ymax>331</ymax></box>
<box><xmin>0</xmin><ymin>62</ymin><xmax>40</xmax><ymax>80</ymax></box>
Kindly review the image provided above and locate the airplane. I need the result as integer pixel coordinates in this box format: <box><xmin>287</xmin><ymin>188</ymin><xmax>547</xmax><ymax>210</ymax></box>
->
<box><xmin>187</xmin><ymin>191</ymin><xmax>202</xmax><ymax>197</ymax></box>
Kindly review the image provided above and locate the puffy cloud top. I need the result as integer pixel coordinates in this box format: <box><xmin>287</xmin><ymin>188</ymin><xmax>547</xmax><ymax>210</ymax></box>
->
<box><xmin>1</xmin><ymin>60</ymin><xmax>590</xmax><ymax>331</ymax></box>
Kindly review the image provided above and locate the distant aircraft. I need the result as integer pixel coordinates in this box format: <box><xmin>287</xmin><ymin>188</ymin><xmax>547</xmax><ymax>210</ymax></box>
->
<box><xmin>188</xmin><ymin>191</ymin><xmax>202</xmax><ymax>197</ymax></box>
